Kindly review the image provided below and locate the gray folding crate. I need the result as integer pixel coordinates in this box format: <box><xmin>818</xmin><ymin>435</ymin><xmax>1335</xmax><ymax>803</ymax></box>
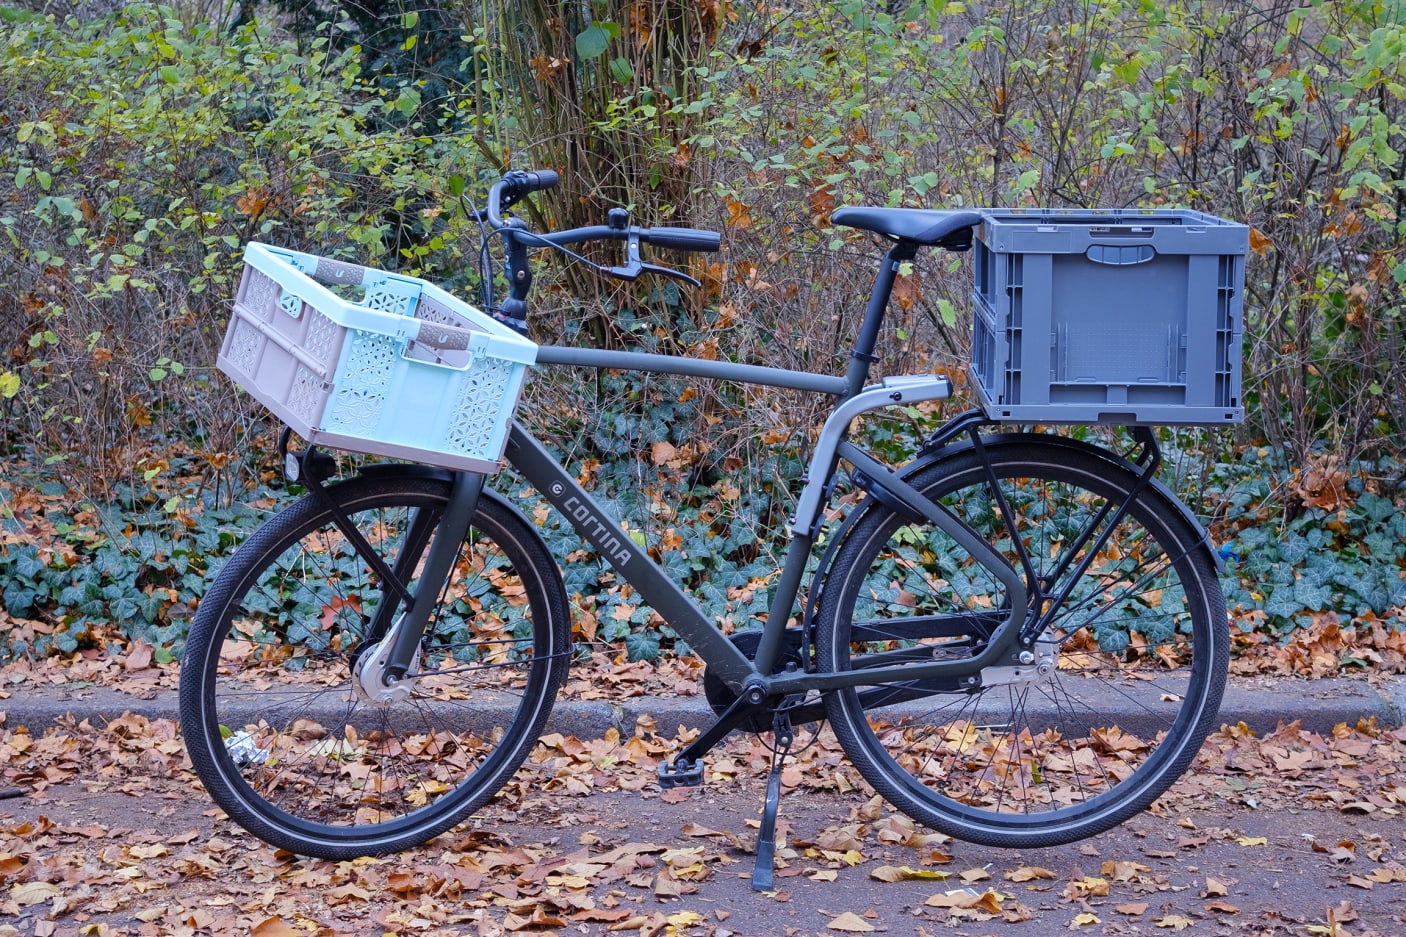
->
<box><xmin>969</xmin><ymin>208</ymin><xmax>1248</xmax><ymax>425</ymax></box>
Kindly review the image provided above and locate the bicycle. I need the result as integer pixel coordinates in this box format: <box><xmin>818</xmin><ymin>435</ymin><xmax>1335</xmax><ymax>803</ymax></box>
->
<box><xmin>179</xmin><ymin>169</ymin><xmax>1233</xmax><ymax>890</ymax></box>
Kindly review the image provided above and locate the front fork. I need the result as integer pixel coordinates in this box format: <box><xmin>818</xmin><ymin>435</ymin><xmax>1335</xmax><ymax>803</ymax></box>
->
<box><xmin>282</xmin><ymin>434</ymin><xmax>486</xmax><ymax>698</ymax></box>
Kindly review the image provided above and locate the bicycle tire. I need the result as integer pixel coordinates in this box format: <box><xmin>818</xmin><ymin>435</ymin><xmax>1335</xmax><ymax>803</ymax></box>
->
<box><xmin>179</xmin><ymin>470</ymin><xmax>569</xmax><ymax>859</ymax></box>
<box><xmin>816</xmin><ymin>435</ymin><xmax>1228</xmax><ymax>848</ymax></box>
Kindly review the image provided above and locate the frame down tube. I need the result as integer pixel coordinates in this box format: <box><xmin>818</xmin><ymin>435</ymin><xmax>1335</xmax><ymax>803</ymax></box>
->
<box><xmin>505</xmin><ymin>424</ymin><xmax>758</xmax><ymax>691</ymax></box>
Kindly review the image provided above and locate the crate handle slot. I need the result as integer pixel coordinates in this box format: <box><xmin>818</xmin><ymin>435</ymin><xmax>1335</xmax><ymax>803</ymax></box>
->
<box><xmin>400</xmin><ymin>320</ymin><xmax>484</xmax><ymax>371</ymax></box>
<box><xmin>1085</xmin><ymin>244</ymin><xmax>1157</xmax><ymax>266</ymax></box>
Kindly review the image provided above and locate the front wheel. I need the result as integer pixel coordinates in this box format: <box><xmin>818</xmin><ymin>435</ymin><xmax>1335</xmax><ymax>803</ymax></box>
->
<box><xmin>179</xmin><ymin>471</ymin><xmax>570</xmax><ymax>859</ymax></box>
<box><xmin>816</xmin><ymin>437</ymin><xmax>1228</xmax><ymax>848</ymax></box>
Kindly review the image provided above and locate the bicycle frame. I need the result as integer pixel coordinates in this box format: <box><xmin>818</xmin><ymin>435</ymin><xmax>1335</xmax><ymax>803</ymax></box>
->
<box><xmin>350</xmin><ymin>238</ymin><xmax>1034</xmax><ymax>704</ymax></box>
<box><xmin>503</xmin><ymin>357</ymin><xmax>1029</xmax><ymax>700</ymax></box>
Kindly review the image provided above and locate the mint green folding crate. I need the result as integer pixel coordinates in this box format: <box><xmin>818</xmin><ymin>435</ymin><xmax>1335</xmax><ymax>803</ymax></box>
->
<box><xmin>219</xmin><ymin>243</ymin><xmax>536</xmax><ymax>473</ymax></box>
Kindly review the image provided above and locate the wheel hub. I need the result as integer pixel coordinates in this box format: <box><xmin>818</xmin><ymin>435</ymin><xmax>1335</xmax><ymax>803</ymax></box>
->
<box><xmin>978</xmin><ymin>631</ymin><xmax>1060</xmax><ymax>688</ymax></box>
<box><xmin>351</xmin><ymin>621</ymin><xmax>421</xmax><ymax>704</ymax></box>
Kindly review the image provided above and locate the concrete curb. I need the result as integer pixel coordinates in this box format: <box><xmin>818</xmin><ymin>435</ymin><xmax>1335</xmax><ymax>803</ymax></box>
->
<box><xmin>5</xmin><ymin>674</ymin><xmax>1405</xmax><ymax>739</ymax></box>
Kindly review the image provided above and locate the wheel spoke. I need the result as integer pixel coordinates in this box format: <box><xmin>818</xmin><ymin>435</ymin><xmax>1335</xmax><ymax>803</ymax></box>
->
<box><xmin>181</xmin><ymin>476</ymin><xmax>567</xmax><ymax>859</ymax></box>
<box><xmin>820</xmin><ymin>440</ymin><xmax>1227</xmax><ymax>848</ymax></box>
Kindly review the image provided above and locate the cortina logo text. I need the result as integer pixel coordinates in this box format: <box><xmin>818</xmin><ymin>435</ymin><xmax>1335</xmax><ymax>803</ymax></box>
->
<box><xmin>563</xmin><ymin>496</ymin><xmax>633</xmax><ymax>566</ymax></box>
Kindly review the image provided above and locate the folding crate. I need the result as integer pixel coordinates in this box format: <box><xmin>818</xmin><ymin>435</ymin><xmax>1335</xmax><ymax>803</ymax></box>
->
<box><xmin>969</xmin><ymin>209</ymin><xmax>1248</xmax><ymax>425</ymax></box>
<box><xmin>219</xmin><ymin>243</ymin><xmax>536</xmax><ymax>473</ymax></box>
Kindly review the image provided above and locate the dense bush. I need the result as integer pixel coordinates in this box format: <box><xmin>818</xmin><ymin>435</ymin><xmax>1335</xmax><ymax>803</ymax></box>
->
<box><xmin>0</xmin><ymin>3</ymin><xmax>489</xmax><ymax>498</ymax></box>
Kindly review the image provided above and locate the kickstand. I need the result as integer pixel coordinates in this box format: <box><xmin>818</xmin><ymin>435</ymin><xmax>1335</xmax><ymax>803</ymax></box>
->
<box><xmin>752</xmin><ymin>712</ymin><xmax>794</xmax><ymax>891</ymax></box>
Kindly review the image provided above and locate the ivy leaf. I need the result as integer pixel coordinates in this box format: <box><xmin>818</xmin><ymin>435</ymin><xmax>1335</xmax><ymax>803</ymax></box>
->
<box><xmin>575</xmin><ymin>23</ymin><xmax>612</xmax><ymax>59</ymax></box>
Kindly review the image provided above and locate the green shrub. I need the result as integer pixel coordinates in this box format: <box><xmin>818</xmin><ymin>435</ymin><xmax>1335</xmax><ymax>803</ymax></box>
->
<box><xmin>0</xmin><ymin>2</ymin><xmax>490</xmax><ymax>498</ymax></box>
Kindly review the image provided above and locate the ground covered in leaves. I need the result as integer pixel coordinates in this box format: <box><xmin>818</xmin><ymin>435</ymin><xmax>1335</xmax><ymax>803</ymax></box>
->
<box><xmin>5</xmin><ymin>647</ymin><xmax>1406</xmax><ymax>937</ymax></box>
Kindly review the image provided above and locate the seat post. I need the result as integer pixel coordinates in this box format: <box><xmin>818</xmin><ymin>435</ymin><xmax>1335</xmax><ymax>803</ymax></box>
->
<box><xmin>843</xmin><ymin>239</ymin><xmax>919</xmax><ymax>399</ymax></box>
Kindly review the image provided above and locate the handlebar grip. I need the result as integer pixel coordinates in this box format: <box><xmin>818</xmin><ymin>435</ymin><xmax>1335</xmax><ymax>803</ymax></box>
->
<box><xmin>504</xmin><ymin>169</ymin><xmax>559</xmax><ymax>196</ymax></box>
<box><xmin>641</xmin><ymin>227</ymin><xmax>721</xmax><ymax>253</ymax></box>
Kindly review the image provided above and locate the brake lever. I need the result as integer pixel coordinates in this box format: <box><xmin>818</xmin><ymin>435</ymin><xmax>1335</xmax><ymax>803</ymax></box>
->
<box><xmin>606</xmin><ymin>261</ymin><xmax>702</xmax><ymax>289</ymax></box>
<box><xmin>608</xmin><ymin>233</ymin><xmax>702</xmax><ymax>289</ymax></box>
<box><xmin>642</xmin><ymin>262</ymin><xmax>701</xmax><ymax>289</ymax></box>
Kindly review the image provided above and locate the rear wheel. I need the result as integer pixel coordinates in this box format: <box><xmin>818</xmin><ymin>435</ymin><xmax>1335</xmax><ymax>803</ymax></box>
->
<box><xmin>179</xmin><ymin>472</ymin><xmax>569</xmax><ymax>858</ymax></box>
<box><xmin>817</xmin><ymin>438</ymin><xmax>1227</xmax><ymax>847</ymax></box>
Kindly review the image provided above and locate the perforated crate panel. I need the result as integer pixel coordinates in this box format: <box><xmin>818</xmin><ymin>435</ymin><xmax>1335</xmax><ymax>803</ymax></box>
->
<box><xmin>218</xmin><ymin>243</ymin><xmax>535</xmax><ymax>472</ymax></box>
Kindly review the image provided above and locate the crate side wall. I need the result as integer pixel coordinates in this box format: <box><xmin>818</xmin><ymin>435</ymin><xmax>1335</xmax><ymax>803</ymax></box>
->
<box><xmin>968</xmin><ymin>211</ymin><xmax>1247</xmax><ymax>425</ymax></box>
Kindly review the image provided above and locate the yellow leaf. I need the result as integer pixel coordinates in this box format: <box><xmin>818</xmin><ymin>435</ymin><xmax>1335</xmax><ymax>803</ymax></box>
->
<box><xmin>11</xmin><ymin>882</ymin><xmax>62</xmax><ymax>906</ymax></box>
<box><xmin>666</xmin><ymin>911</ymin><xmax>703</xmax><ymax>928</ymax></box>
<box><xmin>827</xmin><ymin>912</ymin><xmax>876</xmax><ymax>932</ymax></box>
<box><xmin>1072</xmin><ymin>913</ymin><xmax>1101</xmax><ymax>926</ymax></box>
<box><xmin>871</xmin><ymin>865</ymin><xmax>950</xmax><ymax>883</ymax></box>
<box><xmin>1156</xmin><ymin>914</ymin><xmax>1196</xmax><ymax>930</ymax></box>
<box><xmin>1236</xmin><ymin>836</ymin><xmax>1268</xmax><ymax>846</ymax></box>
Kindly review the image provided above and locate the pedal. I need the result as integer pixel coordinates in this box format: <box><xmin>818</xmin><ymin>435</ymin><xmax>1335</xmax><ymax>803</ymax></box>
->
<box><xmin>657</xmin><ymin>758</ymin><xmax>704</xmax><ymax>789</ymax></box>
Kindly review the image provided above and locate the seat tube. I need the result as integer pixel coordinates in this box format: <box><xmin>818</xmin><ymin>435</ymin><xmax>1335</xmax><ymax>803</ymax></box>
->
<box><xmin>844</xmin><ymin>240</ymin><xmax>918</xmax><ymax>398</ymax></box>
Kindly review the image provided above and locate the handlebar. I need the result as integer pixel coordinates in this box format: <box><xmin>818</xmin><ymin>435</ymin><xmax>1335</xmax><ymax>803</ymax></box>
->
<box><xmin>482</xmin><ymin>169</ymin><xmax>721</xmax><ymax>336</ymax></box>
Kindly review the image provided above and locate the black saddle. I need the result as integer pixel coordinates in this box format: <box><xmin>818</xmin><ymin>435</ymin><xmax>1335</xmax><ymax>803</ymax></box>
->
<box><xmin>831</xmin><ymin>207</ymin><xmax>983</xmax><ymax>250</ymax></box>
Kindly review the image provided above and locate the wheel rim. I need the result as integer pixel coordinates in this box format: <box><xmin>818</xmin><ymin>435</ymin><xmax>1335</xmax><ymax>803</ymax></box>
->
<box><xmin>825</xmin><ymin>452</ymin><xmax>1225</xmax><ymax>841</ymax></box>
<box><xmin>192</xmin><ymin>484</ymin><xmax>557</xmax><ymax>848</ymax></box>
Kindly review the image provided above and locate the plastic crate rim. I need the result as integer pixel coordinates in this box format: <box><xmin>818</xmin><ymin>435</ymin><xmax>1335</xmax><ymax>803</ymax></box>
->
<box><xmin>241</xmin><ymin>242</ymin><xmax>537</xmax><ymax>366</ymax></box>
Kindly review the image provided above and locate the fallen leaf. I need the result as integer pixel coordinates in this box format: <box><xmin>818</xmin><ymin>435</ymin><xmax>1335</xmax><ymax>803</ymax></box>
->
<box><xmin>1236</xmin><ymin>836</ymin><xmax>1267</xmax><ymax>846</ymax></box>
<box><xmin>1006</xmin><ymin>865</ymin><xmax>1056</xmax><ymax>882</ymax></box>
<box><xmin>871</xmin><ymin>865</ymin><xmax>950</xmax><ymax>883</ymax></box>
<box><xmin>1103</xmin><ymin>860</ymin><xmax>1151</xmax><ymax>881</ymax></box>
<box><xmin>1116</xmin><ymin>902</ymin><xmax>1150</xmax><ymax>915</ymax></box>
<box><xmin>11</xmin><ymin>881</ymin><xmax>62</xmax><ymax>906</ymax></box>
<box><xmin>925</xmin><ymin>890</ymin><xmax>1004</xmax><ymax>913</ymax></box>
<box><xmin>827</xmin><ymin>911</ymin><xmax>876</xmax><ymax>932</ymax></box>
<box><xmin>1155</xmin><ymin>914</ymin><xmax>1196</xmax><ymax>930</ymax></box>
<box><xmin>249</xmin><ymin>918</ymin><xmax>300</xmax><ymax>937</ymax></box>
<box><xmin>667</xmin><ymin>911</ymin><xmax>703</xmax><ymax>928</ymax></box>
<box><xmin>1071</xmin><ymin>912</ymin><xmax>1101</xmax><ymax>926</ymax></box>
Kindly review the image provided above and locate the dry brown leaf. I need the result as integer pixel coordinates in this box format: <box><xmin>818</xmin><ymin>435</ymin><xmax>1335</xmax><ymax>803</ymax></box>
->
<box><xmin>925</xmin><ymin>890</ymin><xmax>1004</xmax><ymax>913</ymax></box>
<box><xmin>1006</xmin><ymin>865</ymin><xmax>1056</xmax><ymax>882</ymax></box>
<box><xmin>11</xmin><ymin>881</ymin><xmax>61</xmax><ymax>906</ymax></box>
<box><xmin>248</xmin><ymin>917</ymin><xmax>301</xmax><ymax>937</ymax></box>
<box><xmin>827</xmin><ymin>911</ymin><xmax>876</xmax><ymax>932</ymax></box>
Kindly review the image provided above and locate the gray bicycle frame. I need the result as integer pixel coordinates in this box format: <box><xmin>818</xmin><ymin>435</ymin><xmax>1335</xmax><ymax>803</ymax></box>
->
<box><xmin>507</xmin><ymin>344</ymin><xmax>1030</xmax><ymax>698</ymax></box>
